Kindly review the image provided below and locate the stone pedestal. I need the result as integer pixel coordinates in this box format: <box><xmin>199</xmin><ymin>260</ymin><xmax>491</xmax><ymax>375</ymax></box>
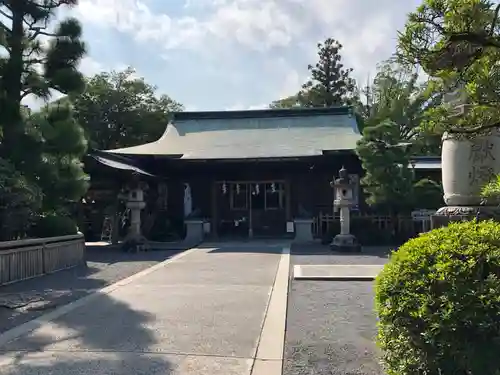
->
<box><xmin>185</xmin><ymin>219</ymin><xmax>205</xmax><ymax>244</ymax></box>
<box><xmin>293</xmin><ymin>219</ymin><xmax>314</xmax><ymax>243</ymax></box>
<box><xmin>330</xmin><ymin>234</ymin><xmax>361</xmax><ymax>252</ymax></box>
<box><xmin>431</xmin><ymin>205</ymin><xmax>500</xmax><ymax>229</ymax></box>
<box><xmin>330</xmin><ymin>206</ymin><xmax>360</xmax><ymax>252</ymax></box>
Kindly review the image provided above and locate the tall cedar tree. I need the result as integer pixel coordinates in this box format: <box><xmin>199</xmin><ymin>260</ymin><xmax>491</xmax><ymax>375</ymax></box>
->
<box><xmin>270</xmin><ymin>38</ymin><xmax>357</xmax><ymax>108</ymax></box>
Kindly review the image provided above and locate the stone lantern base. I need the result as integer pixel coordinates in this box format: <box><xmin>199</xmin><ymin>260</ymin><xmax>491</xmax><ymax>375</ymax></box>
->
<box><xmin>330</xmin><ymin>233</ymin><xmax>361</xmax><ymax>252</ymax></box>
<box><xmin>122</xmin><ymin>234</ymin><xmax>150</xmax><ymax>252</ymax></box>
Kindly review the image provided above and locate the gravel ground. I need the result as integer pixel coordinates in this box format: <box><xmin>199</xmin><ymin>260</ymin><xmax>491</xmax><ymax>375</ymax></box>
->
<box><xmin>284</xmin><ymin>244</ymin><xmax>391</xmax><ymax>375</ymax></box>
<box><xmin>0</xmin><ymin>247</ymin><xmax>183</xmax><ymax>334</ymax></box>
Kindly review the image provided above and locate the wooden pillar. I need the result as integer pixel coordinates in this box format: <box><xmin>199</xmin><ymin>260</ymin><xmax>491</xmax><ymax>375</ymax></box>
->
<box><xmin>285</xmin><ymin>176</ymin><xmax>292</xmax><ymax>221</ymax></box>
<box><xmin>211</xmin><ymin>180</ymin><xmax>218</xmax><ymax>238</ymax></box>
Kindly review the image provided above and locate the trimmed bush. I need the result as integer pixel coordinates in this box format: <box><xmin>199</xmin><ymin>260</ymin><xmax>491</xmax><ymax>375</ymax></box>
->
<box><xmin>375</xmin><ymin>220</ymin><xmax>500</xmax><ymax>375</ymax></box>
<box><xmin>29</xmin><ymin>214</ymin><xmax>78</xmax><ymax>238</ymax></box>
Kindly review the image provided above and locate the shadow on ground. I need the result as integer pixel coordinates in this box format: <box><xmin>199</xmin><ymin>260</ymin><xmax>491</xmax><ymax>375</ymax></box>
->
<box><xmin>0</xmin><ymin>248</ymin><xmax>182</xmax><ymax>334</ymax></box>
<box><xmin>0</xmin><ymin>290</ymin><xmax>174</xmax><ymax>374</ymax></box>
<box><xmin>291</xmin><ymin>243</ymin><xmax>396</xmax><ymax>259</ymax></box>
<box><xmin>199</xmin><ymin>240</ymin><xmax>290</xmax><ymax>254</ymax></box>
<box><xmin>0</xmin><ymin>247</ymin><xmax>183</xmax><ymax>373</ymax></box>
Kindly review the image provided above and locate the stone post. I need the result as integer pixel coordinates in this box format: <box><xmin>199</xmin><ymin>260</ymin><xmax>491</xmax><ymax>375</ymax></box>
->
<box><xmin>339</xmin><ymin>205</ymin><xmax>350</xmax><ymax>235</ymax></box>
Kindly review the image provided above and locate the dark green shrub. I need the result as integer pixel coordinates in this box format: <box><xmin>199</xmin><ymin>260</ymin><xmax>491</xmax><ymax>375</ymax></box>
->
<box><xmin>321</xmin><ymin>216</ymin><xmax>394</xmax><ymax>246</ymax></box>
<box><xmin>413</xmin><ymin>178</ymin><xmax>443</xmax><ymax>209</ymax></box>
<box><xmin>375</xmin><ymin>220</ymin><xmax>500</xmax><ymax>375</ymax></box>
<box><xmin>29</xmin><ymin>214</ymin><xmax>78</xmax><ymax>238</ymax></box>
<box><xmin>0</xmin><ymin>157</ymin><xmax>42</xmax><ymax>240</ymax></box>
<box><xmin>351</xmin><ymin>217</ymin><xmax>393</xmax><ymax>245</ymax></box>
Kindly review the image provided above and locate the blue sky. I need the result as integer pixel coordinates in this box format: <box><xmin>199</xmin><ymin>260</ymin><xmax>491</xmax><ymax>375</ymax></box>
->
<box><xmin>26</xmin><ymin>0</ymin><xmax>422</xmax><ymax>111</ymax></box>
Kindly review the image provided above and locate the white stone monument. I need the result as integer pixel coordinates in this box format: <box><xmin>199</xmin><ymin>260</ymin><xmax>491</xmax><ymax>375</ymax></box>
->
<box><xmin>330</xmin><ymin>166</ymin><xmax>361</xmax><ymax>252</ymax></box>
<box><xmin>433</xmin><ymin>83</ymin><xmax>500</xmax><ymax>227</ymax></box>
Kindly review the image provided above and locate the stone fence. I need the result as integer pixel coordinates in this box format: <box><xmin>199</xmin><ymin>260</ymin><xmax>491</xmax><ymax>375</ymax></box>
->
<box><xmin>0</xmin><ymin>234</ymin><xmax>86</xmax><ymax>286</ymax></box>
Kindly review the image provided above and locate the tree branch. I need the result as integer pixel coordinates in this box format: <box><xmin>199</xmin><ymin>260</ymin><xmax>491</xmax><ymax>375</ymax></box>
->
<box><xmin>490</xmin><ymin>3</ymin><xmax>500</xmax><ymax>36</ymax></box>
<box><xmin>20</xmin><ymin>89</ymin><xmax>33</xmax><ymax>100</ymax></box>
<box><xmin>36</xmin><ymin>1</ymin><xmax>75</xmax><ymax>10</ymax></box>
<box><xmin>447</xmin><ymin>32</ymin><xmax>500</xmax><ymax>49</ymax></box>
<box><xmin>25</xmin><ymin>58</ymin><xmax>46</xmax><ymax>66</ymax></box>
<box><xmin>448</xmin><ymin>121</ymin><xmax>500</xmax><ymax>134</ymax></box>
<box><xmin>29</xmin><ymin>29</ymin><xmax>56</xmax><ymax>41</ymax></box>
<box><xmin>0</xmin><ymin>8</ymin><xmax>12</xmax><ymax>20</ymax></box>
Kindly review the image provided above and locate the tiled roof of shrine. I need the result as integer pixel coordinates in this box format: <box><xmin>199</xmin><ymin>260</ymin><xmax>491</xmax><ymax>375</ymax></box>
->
<box><xmin>102</xmin><ymin>107</ymin><xmax>361</xmax><ymax>160</ymax></box>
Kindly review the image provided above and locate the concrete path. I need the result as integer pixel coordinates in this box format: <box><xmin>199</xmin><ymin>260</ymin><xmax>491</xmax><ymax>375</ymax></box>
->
<box><xmin>0</xmin><ymin>243</ymin><xmax>290</xmax><ymax>375</ymax></box>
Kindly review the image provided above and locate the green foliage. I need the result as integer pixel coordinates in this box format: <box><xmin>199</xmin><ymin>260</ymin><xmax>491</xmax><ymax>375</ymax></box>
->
<box><xmin>398</xmin><ymin>0</ymin><xmax>500</xmax><ymax>135</ymax></box>
<box><xmin>375</xmin><ymin>220</ymin><xmax>500</xmax><ymax>375</ymax></box>
<box><xmin>269</xmin><ymin>94</ymin><xmax>302</xmax><ymax>109</ymax></box>
<box><xmin>398</xmin><ymin>0</ymin><xmax>497</xmax><ymax>74</ymax></box>
<box><xmin>0</xmin><ymin>0</ymin><xmax>86</xmax><ymax>149</ymax></box>
<box><xmin>356</xmin><ymin>120</ymin><xmax>415</xmax><ymax>212</ymax></box>
<box><xmin>26</xmin><ymin>101</ymin><xmax>89</xmax><ymax>212</ymax></box>
<box><xmin>362</xmin><ymin>62</ymin><xmax>442</xmax><ymax>154</ymax></box>
<box><xmin>0</xmin><ymin>1</ymin><xmax>88</xmax><ymax>239</ymax></box>
<box><xmin>0</xmin><ymin>158</ymin><xmax>42</xmax><ymax>240</ymax></box>
<box><xmin>29</xmin><ymin>213</ymin><xmax>78</xmax><ymax>238</ymax></box>
<box><xmin>270</xmin><ymin>38</ymin><xmax>357</xmax><ymax>108</ymax></box>
<box><xmin>71</xmin><ymin>67</ymin><xmax>183</xmax><ymax>150</ymax></box>
<box><xmin>413</xmin><ymin>178</ymin><xmax>443</xmax><ymax>209</ymax></box>
<box><xmin>480</xmin><ymin>174</ymin><xmax>500</xmax><ymax>204</ymax></box>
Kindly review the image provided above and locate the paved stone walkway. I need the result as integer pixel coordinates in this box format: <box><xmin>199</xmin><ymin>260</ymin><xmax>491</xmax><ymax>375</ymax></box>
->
<box><xmin>284</xmin><ymin>244</ymin><xmax>389</xmax><ymax>375</ymax></box>
<box><xmin>0</xmin><ymin>243</ymin><xmax>290</xmax><ymax>375</ymax></box>
<box><xmin>0</xmin><ymin>248</ymin><xmax>183</xmax><ymax>334</ymax></box>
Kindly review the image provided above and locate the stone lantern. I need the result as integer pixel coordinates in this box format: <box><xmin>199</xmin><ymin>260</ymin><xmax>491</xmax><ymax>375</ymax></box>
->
<box><xmin>126</xmin><ymin>185</ymin><xmax>146</xmax><ymax>238</ymax></box>
<box><xmin>330</xmin><ymin>166</ymin><xmax>361</xmax><ymax>252</ymax></box>
<box><xmin>123</xmin><ymin>173</ymin><xmax>149</xmax><ymax>251</ymax></box>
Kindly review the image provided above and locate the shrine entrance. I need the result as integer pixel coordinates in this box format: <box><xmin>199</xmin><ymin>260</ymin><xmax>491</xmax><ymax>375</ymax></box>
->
<box><xmin>215</xmin><ymin>180</ymin><xmax>289</xmax><ymax>238</ymax></box>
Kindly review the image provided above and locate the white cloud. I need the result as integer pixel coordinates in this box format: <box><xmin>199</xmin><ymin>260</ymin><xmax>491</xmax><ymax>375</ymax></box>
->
<box><xmin>74</xmin><ymin>0</ymin><xmax>420</xmax><ymax>85</ymax></box>
<box><xmin>68</xmin><ymin>0</ymin><xmax>425</xmax><ymax>109</ymax></box>
<box><xmin>75</xmin><ymin>0</ymin><xmax>301</xmax><ymax>51</ymax></box>
<box><xmin>268</xmin><ymin>59</ymin><xmax>305</xmax><ymax>99</ymax></box>
<box><xmin>79</xmin><ymin>56</ymin><xmax>105</xmax><ymax>76</ymax></box>
<box><xmin>226</xmin><ymin>103</ymin><xmax>268</xmax><ymax>110</ymax></box>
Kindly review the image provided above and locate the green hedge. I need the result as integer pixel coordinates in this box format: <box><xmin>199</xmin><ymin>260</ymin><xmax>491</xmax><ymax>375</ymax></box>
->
<box><xmin>29</xmin><ymin>214</ymin><xmax>78</xmax><ymax>238</ymax></box>
<box><xmin>375</xmin><ymin>220</ymin><xmax>500</xmax><ymax>375</ymax></box>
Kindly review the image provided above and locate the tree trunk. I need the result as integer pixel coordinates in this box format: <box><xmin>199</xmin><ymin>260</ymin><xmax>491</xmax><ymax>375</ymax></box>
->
<box><xmin>2</xmin><ymin>4</ymin><xmax>25</xmax><ymax>160</ymax></box>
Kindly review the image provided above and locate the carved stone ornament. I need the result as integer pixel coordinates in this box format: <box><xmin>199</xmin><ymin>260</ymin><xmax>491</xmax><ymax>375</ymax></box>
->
<box><xmin>435</xmin><ymin>205</ymin><xmax>500</xmax><ymax>218</ymax></box>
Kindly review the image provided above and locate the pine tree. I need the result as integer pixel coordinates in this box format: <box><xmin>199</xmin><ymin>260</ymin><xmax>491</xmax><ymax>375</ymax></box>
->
<box><xmin>0</xmin><ymin>0</ymin><xmax>86</xmax><ymax>163</ymax></box>
<box><xmin>0</xmin><ymin>0</ymin><xmax>88</xmax><ymax>238</ymax></box>
<box><xmin>298</xmin><ymin>38</ymin><xmax>357</xmax><ymax>107</ymax></box>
